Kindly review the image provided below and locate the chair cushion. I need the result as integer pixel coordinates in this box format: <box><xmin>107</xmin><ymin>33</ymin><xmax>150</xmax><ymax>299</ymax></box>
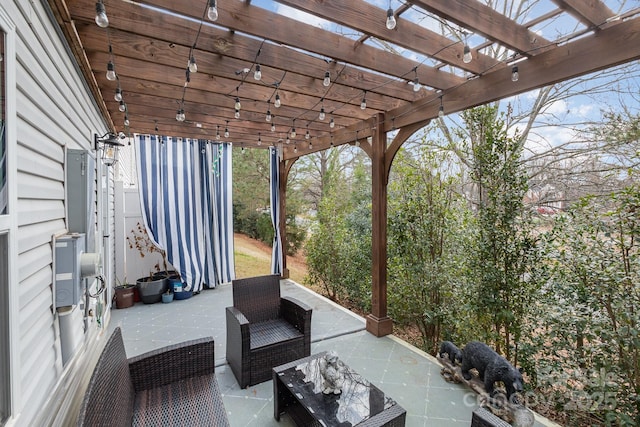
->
<box><xmin>249</xmin><ymin>319</ymin><xmax>303</xmax><ymax>349</ymax></box>
<box><xmin>132</xmin><ymin>374</ymin><xmax>229</xmax><ymax>426</ymax></box>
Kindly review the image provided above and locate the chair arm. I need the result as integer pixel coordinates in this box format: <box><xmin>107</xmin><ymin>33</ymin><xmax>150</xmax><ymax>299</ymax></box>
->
<box><xmin>128</xmin><ymin>337</ymin><xmax>215</xmax><ymax>392</ymax></box>
<box><xmin>281</xmin><ymin>296</ymin><xmax>312</xmax><ymax>335</ymax></box>
<box><xmin>225</xmin><ymin>306</ymin><xmax>251</xmax><ymax>388</ymax></box>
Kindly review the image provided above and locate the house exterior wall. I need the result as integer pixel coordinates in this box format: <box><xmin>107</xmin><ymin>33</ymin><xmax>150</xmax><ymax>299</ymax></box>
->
<box><xmin>3</xmin><ymin>0</ymin><xmax>113</xmax><ymax>425</ymax></box>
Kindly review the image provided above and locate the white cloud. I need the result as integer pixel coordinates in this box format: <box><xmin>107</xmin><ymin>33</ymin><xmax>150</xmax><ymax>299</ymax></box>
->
<box><xmin>275</xmin><ymin>4</ymin><xmax>331</xmax><ymax>29</ymax></box>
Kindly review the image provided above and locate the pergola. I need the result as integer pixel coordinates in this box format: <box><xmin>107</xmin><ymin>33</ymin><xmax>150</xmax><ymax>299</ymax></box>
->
<box><xmin>48</xmin><ymin>0</ymin><xmax>640</xmax><ymax>336</ymax></box>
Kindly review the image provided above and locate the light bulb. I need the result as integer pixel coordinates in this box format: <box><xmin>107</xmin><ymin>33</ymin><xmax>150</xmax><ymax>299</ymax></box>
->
<box><xmin>266</xmin><ymin>110</ymin><xmax>272</xmax><ymax>122</ymax></box>
<box><xmin>319</xmin><ymin>107</ymin><xmax>326</xmax><ymax>121</ymax></box>
<box><xmin>235</xmin><ymin>97</ymin><xmax>241</xmax><ymax>110</ymax></box>
<box><xmin>254</xmin><ymin>64</ymin><xmax>262</xmax><ymax>81</ymax></box>
<box><xmin>124</xmin><ymin>116</ymin><xmax>130</xmax><ymax>126</ymax></box>
<box><xmin>294</xmin><ymin>145</ymin><xmax>297</xmax><ymax>153</ymax></box>
<box><xmin>463</xmin><ymin>45</ymin><xmax>472</xmax><ymax>64</ymax></box>
<box><xmin>330</xmin><ymin>117</ymin><xmax>335</xmax><ymax>128</ymax></box>
<box><xmin>309</xmin><ymin>141</ymin><xmax>313</xmax><ymax>149</ymax></box>
<box><xmin>274</xmin><ymin>94</ymin><xmax>281</xmax><ymax>108</ymax></box>
<box><xmin>207</xmin><ymin>0</ymin><xmax>218</xmax><ymax>21</ymax></box>
<box><xmin>386</xmin><ymin>8</ymin><xmax>397</xmax><ymax>30</ymax></box>
<box><xmin>216</xmin><ymin>127</ymin><xmax>221</xmax><ymax>140</ymax></box>
<box><xmin>188</xmin><ymin>57</ymin><xmax>197</xmax><ymax>73</ymax></box>
<box><xmin>290</xmin><ymin>128</ymin><xmax>296</xmax><ymax>138</ymax></box>
<box><xmin>180</xmin><ymin>111</ymin><xmax>186</xmax><ymax>121</ymax></box>
<box><xmin>286</xmin><ymin>137</ymin><xmax>290</xmax><ymax>144</ymax></box>
<box><xmin>234</xmin><ymin>109</ymin><xmax>240</xmax><ymax>119</ymax></box>
<box><xmin>305</xmin><ymin>130</ymin><xmax>310</xmax><ymax>140</ymax></box>
<box><xmin>271</xmin><ymin>123</ymin><xmax>276</xmax><ymax>132</ymax></box>
<box><xmin>114</xmin><ymin>88</ymin><xmax>122</xmax><ymax>102</ymax></box>
<box><xmin>95</xmin><ymin>2</ymin><xmax>109</xmax><ymax>28</ymax></box>
<box><xmin>360</xmin><ymin>97</ymin><xmax>366</xmax><ymax>110</ymax></box>
<box><xmin>106</xmin><ymin>61</ymin><xmax>116</xmax><ymax>81</ymax></box>
<box><xmin>257</xmin><ymin>135</ymin><xmax>262</xmax><ymax>146</ymax></box>
<box><xmin>413</xmin><ymin>77</ymin><xmax>421</xmax><ymax>92</ymax></box>
<box><xmin>323</xmin><ymin>71</ymin><xmax>331</xmax><ymax>87</ymax></box>
<box><xmin>176</xmin><ymin>109</ymin><xmax>181</xmax><ymax>121</ymax></box>
<box><xmin>118</xmin><ymin>100</ymin><xmax>126</xmax><ymax>112</ymax></box>
<box><xmin>224</xmin><ymin>127</ymin><xmax>229</xmax><ymax>138</ymax></box>
<box><xmin>438</xmin><ymin>105</ymin><xmax>444</xmax><ymax>118</ymax></box>
<box><xmin>511</xmin><ymin>66</ymin><xmax>519</xmax><ymax>82</ymax></box>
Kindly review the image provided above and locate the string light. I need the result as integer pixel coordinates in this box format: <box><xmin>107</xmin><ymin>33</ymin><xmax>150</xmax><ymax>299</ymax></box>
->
<box><xmin>330</xmin><ymin>117</ymin><xmax>335</xmax><ymax>128</ymax></box>
<box><xmin>266</xmin><ymin>102</ymin><xmax>272</xmax><ymax>122</ymax></box>
<box><xmin>257</xmin><ymin>133</ymin><xmax>262</xmax><ymax>146</ymax></box>
<box><xmin>207</xmin><ymin>0</ymin><xmax>219</xmax><ymax>21</ymax></box>
<box><xmin>95</xmin><ymin>1</ymin><xmax>109</xmax><ymax>28</ymax></box>
<box><xmin>234</xmin><ymin>108</ymin><xmax>240</xmax><ymax>119</ymax></box>
<box><xmin>271</xmin><ymin>122</ymin><xmax>276</xmax><ymax>132</ymax></box>
<box><xmin>216</xmin><ymin>125</ymin><xmax>221</xmax><ymax>140</ymax></box>
<box><xmin>235</xmin><ymin>91</ymin><xmax>241</xmax><ymax>110</ymax></box>
<box><xmin>118</xmin><ymin>100</ymin><xmax>126</xmax><ymax>112</ymax></box>
<box><xmin>438</xmin><ymin>96</ymin><xmax>445</xmax><ymax>118</ymax></box>
<box><xmin>309</xmin><ymin>141</ymin><xmax>312</xmax><ymax>149</ymax></box>
<box><xmin>274</xmin><ymin>92</ymin><xmax>281</xmax><ymax>108</ymax></box>
<box><xmin>323</xmin><ymin>71</ymin><xmax>331</xmax><ymax>87</ymax></box>
<box><xmin>412</xmin><ymin>68</ymin><xmax>421</xmax><ymax>92</ymax></box>
<box><xmin>224</xmin><ymin>121</ymin><xmax>229</xmax><ymax>138</ymax></box>
<box><xmin>386</xmin><ymin>8</ymin><xmax>397</xmax><ymax>30</ymax></box>
<box><xmin>511</xmin><ymin>66</ymin><xmax>519</xmax><ymax>82</ymax></box>
<box><xmin>124</xmin><ymin>115</ymin><xmax>129</xmax><ymax>126</ymax></box>
<box><xmin>305</xmin><ymin>127</ymin><xmax>310</xmax><ymax>140</ymax></box>
<box><xmin>290</xmin><ymin>120</ymin><xmax>296</xmax><ymax>138</ymax></box>
<box><xmin>176</xmin><ymin>108</ymin><xmax>185</xmax><ymax>122</ymax></box>
<box><xmin>114</xmin><ymin>88</ymin><xmax>122</xmax><ymax>102</ymax></box>
<box><xmin>188</xmin><ymin>56</ymin><xmax>197</xmax><ymax>73</ymax></box>
<box><xmin>463</xmin><ymin>33</ymin><xmax>472</xmax><ymax>64</ymax></box>
<box><xmin>254</xmin><ymin>64</ymin><xmax>262</xmax><ymax>81</ymax></box>
<box><xmin>360</xmin><ymin>91</ymin><xmax>367</xmax><ymax>110</ymax></box>
<box><xmin>106</xmin><ymin>61</ymin><xmax>116</xmax><ymax>81</ymax></box>
<box><xmin>319</xmin><ymin>100</ymin><xmax>326</xmax><ymax>120</ymax></box>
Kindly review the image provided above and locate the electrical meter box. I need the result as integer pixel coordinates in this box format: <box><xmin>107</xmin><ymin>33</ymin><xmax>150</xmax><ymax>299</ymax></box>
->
<box><xmin>55</xmin><ymin>233</ymin><xmax>85</xmax><ymax>308</ymax></box>
<box><xmin>67</xmin><ymin>149</ymin><xmax>96</xmax><ymax>252</ymax></box>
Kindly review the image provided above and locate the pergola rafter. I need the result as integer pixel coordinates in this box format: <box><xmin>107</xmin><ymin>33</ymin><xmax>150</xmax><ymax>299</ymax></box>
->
<box><xmin>47</xmin><ymin>0</ymin><xmax>640</xmax><ymax>336</ymax></box>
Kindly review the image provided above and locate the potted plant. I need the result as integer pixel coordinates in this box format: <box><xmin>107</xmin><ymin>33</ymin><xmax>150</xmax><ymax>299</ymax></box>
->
<box><xmin>114</xmin><ymin>277</ymin><xmax>135</xmax><ymax>309</ymax></box>
<box><xmin>161</xmin><ymin>289</ymin><xmax>174</xmax><ymax>303</ymax></box>
<box><xmin>127</xmin><ymin>222</ymin><xmax>170</xmax><ymax>304</ymax></box>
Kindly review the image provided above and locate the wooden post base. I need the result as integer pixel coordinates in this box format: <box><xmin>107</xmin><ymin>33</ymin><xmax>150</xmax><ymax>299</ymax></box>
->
<box><xmin>366</xmin><ymin>314</ymin><xmax>393</xmax><ymax>337</ymax></box>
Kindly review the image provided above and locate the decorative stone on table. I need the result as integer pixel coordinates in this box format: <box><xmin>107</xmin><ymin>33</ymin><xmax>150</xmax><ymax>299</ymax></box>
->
<box><xmin>318</xmin><ymin>350</ymin><xmax>345</xmax><ymax>394</ymax></box>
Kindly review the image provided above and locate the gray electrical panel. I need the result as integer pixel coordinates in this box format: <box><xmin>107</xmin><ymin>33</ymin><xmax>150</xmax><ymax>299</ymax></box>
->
<box><xmin>54</xmin><ymin>234</ymin><xmax>85</xmax><ymax>308</ymax></box>
<box><xmin>67</xmin><ymin>149</ymin><xmax>96</xmax><ymax>252</ymax></box>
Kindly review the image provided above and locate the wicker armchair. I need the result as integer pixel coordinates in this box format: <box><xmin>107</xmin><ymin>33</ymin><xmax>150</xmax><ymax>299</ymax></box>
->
<box><xmin>226</xmin><ymin>274</ymin><xmax>312</xmax><ymax>388</ymax></box>
<box><xmin>77</xmin><ymin>327</ymin><xmax>230</xmax><ymax>426</ymax></box>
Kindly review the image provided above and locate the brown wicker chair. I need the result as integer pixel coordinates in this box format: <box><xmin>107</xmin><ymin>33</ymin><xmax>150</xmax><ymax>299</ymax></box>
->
<box><xmin>77</xmin><ymin>327</ymin><xmax>230</xmax><ymax>426</ymax></box>
<box><xmin>225</xmin><ymin>274</ymin><xmax>312</xmax><ymax>388</ymax></box>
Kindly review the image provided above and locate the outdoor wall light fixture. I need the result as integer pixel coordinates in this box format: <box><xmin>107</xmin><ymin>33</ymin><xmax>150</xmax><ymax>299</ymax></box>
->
<box><xmin>95</xmin><ymin>132</ymin><xmax>124</xmax><ymax>167</ymax></box>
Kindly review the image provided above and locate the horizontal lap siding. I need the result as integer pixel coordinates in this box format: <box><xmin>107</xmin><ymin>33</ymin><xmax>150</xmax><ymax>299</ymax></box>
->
<box><xmin>7</xmin><ymin>0</ymin><xmax>107</xmax><ymax>425</ymax></box>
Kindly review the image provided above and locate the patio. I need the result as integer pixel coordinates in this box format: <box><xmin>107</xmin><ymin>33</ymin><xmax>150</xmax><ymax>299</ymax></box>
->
<box><xmin>106</xmin><ymin>278</ymin><xmax>555</xmax><ymax>427</ymax></box>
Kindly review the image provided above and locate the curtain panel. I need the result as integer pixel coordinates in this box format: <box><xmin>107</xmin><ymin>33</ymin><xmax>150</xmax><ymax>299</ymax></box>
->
<box><xmin>135</xmin><ymin>135</ymin><xmax>234</xmax><ymax>292</ymax></box>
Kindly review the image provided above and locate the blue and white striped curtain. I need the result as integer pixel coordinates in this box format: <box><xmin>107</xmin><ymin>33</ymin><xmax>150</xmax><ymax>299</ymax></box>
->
<box><xmin>269</xmin><ymin>147</ymin><xmax>283</xmax><ymax>275</ymax></box>
<box><xmin>135</xmin><ymin>135</ymin><xmax>234</xmax><ymax>292</ymax></box>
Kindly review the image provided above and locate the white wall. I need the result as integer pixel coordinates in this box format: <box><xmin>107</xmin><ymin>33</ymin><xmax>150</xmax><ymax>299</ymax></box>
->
<box><xmin>4</xmin><ymin>0</ymin><xmax>113</xmax><ymax>425</ymax></box>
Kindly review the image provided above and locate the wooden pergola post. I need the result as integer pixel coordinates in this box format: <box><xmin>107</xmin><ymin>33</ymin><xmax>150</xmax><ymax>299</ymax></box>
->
<box><xmin>367</xmin><ymin>113</ymin><xmax>393</xmax><ymax>337</ymax></box>
<box><xmin>278</xmin><ymin>158</ymin><xmax>294</xmax><ymax>279</ymax></box>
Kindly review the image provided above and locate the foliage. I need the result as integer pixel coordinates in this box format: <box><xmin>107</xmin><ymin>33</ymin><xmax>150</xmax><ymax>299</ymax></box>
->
<box><xmin>126</xmin><ymin>221</ymin><xmax>168</xmax><ymax>275</ymax></box>
<box><xmin>232</xmin><ymin>148</ymin><xmax>307</xmax><ymax>256</ymax></box>
<box><xmin>523</xmin><ymin>187</ymin><xmax>640</xmax><ymax>426</ymax></box>
<box><xmin>460</xmin><ymin>105</ymin><xmax>540</xmax><ymax>362</ymax></box>
<box><xmin>387</xmin><ymin>147</ymin><xmax>469</xmax><ymax>354</ymax></box>
<box><xmin>305</xmin><ymin>150</ymin><xmax>371</xmax><ymax>308</ymax></box>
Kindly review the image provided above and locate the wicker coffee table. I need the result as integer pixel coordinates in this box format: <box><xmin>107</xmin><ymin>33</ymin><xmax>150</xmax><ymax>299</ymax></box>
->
<box><xmin>273</xmin><ymin>352</ymin><xmax>406</xmax><ymax>426</ymax></box>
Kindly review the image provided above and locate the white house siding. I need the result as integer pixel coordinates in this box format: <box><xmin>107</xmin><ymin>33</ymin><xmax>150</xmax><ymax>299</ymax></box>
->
<box><xmin>6</xmin><ymin>0</ymin><xmax>111</xmax><ymax>425</ymax></box>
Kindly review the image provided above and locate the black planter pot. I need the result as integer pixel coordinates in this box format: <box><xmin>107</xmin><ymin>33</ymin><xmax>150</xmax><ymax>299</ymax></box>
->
<box><xmin>136</xmin><ymin>276</ymin><xmax>168</xmax><ymax>304</ymax></box>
